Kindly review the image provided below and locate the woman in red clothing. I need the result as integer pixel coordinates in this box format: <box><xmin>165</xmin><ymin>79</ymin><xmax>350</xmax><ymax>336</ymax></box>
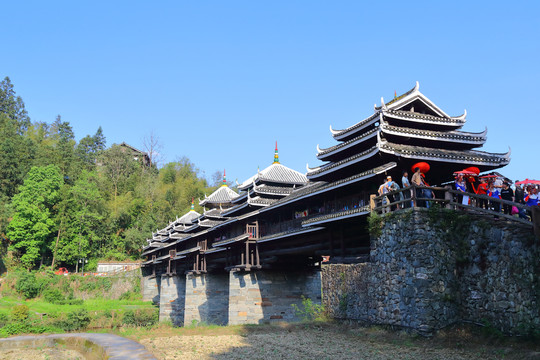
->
<box><xmin>475</xmin><ymin>178</ymin><xmax>489</xmax><ymax>209</ymax></box>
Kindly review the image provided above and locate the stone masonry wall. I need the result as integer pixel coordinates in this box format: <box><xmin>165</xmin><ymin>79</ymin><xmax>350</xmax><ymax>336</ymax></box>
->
<box><xmin>228</xmin><ymin>270</ymin><xmax>321</xmax><ymax>325</ymax></box>
<box><xmin>158</xmin><ymin>274</ymin><xmax>185</xmax><ymax>326</ymax></box>
<box><xmin>368</xmin><ymin>210</ymin><xmax>460</xmax><ymax>332</ymax></box>
<box><xmin>321</xmin><ymin>209</ymin><xmax>539</xmax><ymax>334</ymax></box>
<box><xmin>141</xmin><ymin>275</ymin><xmax>161</xmax><ymax>304</ymax></box>
<box><xmin>184</xmin><ymin>273</ymin><xmax>229</xmax><ymax>326</ymax></box>
<box><xmin>321</xmin><ymin>263</ymin><xmax>371</xmax><ymax>321</ymax></box>
<box><xmin>457</xmin><ymin>218</ymin><xmax>539</xmax><ymax>333</ymax></box>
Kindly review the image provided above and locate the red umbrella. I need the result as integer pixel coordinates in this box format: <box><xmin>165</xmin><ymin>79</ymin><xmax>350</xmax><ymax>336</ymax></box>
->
<box><xmin>516</xmin><ymin>179</ymin><xmax>540</xmax><ymax>185</ymax></box>
<box><xmin>464</xmin><ymin>166</ymin><xmax>480</xmax><ymax>175</ymax></box>
<box><xmin>480</xmin><ymin>174</ymin><xmax>498</xmax><ymax>179</ymax></box>
<box><xmin>411</xmin><ymin>162</ymin><xmax>430</xmax><ymax>173</ymax></box>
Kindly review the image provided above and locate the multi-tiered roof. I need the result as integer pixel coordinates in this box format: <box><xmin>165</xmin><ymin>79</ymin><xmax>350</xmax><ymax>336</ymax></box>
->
<box><xmin>308</xmin><ymin>82</ymin><xmax>510</xmax><ymax>184</ymax></box>
<box><xmin>143</xmin><ymin>83</ymin><xmax>511</xmax><ymax>275</ymax></box>
<box><xmin>199</xmin><ymin>170</ymin><xmax>239</xmax><ymax>209</ymax></box>
<box><xmin>223</xmin><ymin>143</ymin><xmax>308</xmax><ymax>216</ymax></box>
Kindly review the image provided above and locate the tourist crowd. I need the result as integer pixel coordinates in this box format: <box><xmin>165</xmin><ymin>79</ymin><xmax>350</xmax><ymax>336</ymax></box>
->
<box><xmin>377</xmin><ymin>168</ymin><xmax>539</xmax><ymax>220</ymax></box>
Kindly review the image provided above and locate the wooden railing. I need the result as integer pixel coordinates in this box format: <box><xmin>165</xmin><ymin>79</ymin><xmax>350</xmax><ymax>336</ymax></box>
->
<box><xmin>373</xmin><ymin>184</ymin><xmax>535</xmax><ymax>227</ymax></box>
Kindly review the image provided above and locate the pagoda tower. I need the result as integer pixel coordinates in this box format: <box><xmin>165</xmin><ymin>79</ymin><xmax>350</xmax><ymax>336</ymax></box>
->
<box><xmin>223</xmin><ymin>142</ymin><xmax>308</xmax><ymax>217</ymax></box>
<box><xmin>199</xmin><ymin>169</ymin><xmax>240</xmax><ymax>211</ymax></box>
<box><xmin>307</xmin><ymin>81</ymin><xmax>510</xmax><ymax>185</ymax></box>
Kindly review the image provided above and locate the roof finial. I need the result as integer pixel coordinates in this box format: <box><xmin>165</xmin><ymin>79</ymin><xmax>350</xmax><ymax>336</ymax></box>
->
<box><xmin>394</xmin><ymin>90</ymin><xmax>397</xmax><ymax>99</ymax></box>
<box><xmin>191</xmin><ymin>198</ymin><xmax>194</xmax><ymax>211</ymax></box>
<box><xmin>273</xmin><ymin>141</ymin><xmax>279</xmax><ymax>164</ymax></box>
<box><xmin>222</xmin><ymin>169</ymin><xmax>227</xmax><ymax>187</ymax></box>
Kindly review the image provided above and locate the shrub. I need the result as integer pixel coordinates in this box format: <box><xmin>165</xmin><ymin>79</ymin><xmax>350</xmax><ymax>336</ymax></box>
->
<box><xmin>119</xmin><ymin>290</ymin><xmax>141</xmax><ymax>301</ymax></box>
<box><xmin>15</xmin><ymin>272</ymin><xmax>41</xmax><ymax>299</ymax></box>
<box><xmin>11</xmin><ymin>304</ymin><xmax>29</xmax><ymax>321</ymax></box>
<box><xmin>367</xmin><ymin>211</ymin><xmax>383</xmax><ymax>238</ymax></box>
<box><xmin>0</xmin><ymin>322</ymin><xmax>56</xmax><ymax>337</ymax></box>
<box><xmin>291</xmin><ymin>296</ymin><xmax>325</xmax><ymax>321</ymax></box>
<box><xmin>0</xmin><ymin>322</ymin><xmax>30</xmax><ymax>336</ymax></box>
<box><xmin>43</xmin><ymin>288</ymin><xmax>65</xmax><ymax>304</ymax></box>
<box><xmin>123</xmin><ymin>308</ymin><xmax>158</xmax><ymax>327</ymax></box>
<box><xmin>0</xmin><ymin>312</ymin><xmax>9</xmax><ymax>327</ymax></box>
<box><xmin>57</xmin><ymin>309</ymin><xmax>91</xmax><ymax>331</ymax></box>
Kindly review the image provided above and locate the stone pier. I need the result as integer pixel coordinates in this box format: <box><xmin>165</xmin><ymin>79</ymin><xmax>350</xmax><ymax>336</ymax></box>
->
<box><xmin>141</xmin><ymin>274</ymin><xmax>161</xmax><ymax>304</ymax></box>
<box><xmin>184</xmin><ymin>273</ymin><xmax>229</xmax><ymax>326</ymax></box>
<box><xmin>228</xmin><ymin>270</ymin><xmax>322</xmax><ymax>325</ymax></box>
<box><xmin>158</xmin><ymin>274</ymin><xmax>185</xmax><ymax>326</ymax></box>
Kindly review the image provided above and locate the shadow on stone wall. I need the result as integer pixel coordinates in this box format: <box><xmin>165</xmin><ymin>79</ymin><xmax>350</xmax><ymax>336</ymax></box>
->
<box><xmin>322</xmin><ymin>208</ymin><xmax>539</xmax><ymax>335</ymax></box>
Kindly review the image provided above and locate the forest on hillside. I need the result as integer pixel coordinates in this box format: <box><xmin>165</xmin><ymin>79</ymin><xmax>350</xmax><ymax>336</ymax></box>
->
<box><xmin>0</xmin><ymin>77</ymin><xmax>224</xmax><ymax>272</ymax></box>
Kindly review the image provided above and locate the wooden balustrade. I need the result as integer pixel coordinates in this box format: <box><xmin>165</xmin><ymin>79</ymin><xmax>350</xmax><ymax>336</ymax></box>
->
<box><xmin>373</xmin><ymin>184</ymin><xmax>535</xmax><ymax>227</ymax></box>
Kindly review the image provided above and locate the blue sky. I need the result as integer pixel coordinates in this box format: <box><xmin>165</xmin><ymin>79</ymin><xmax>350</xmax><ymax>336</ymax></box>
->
<box><xmin>2</xmin><ymin>1</ymin><xmax>538</xmax><ymax>184</ymax></box>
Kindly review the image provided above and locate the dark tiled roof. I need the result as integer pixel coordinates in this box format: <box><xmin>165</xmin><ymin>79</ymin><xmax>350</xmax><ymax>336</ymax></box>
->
<box><xmin>318</xmin><ymin>128</ymin><xmax>378</xmax><ymax>159</ymax></box>
<box><xmin>170</xmin><ymin>233</ymin><xmax>190</xmax><ymax>240</ymax></box>
<box><xmin>307</xmin><ymin>145</ymin><xmax>379</xmax><ymax>178</ymax></box>
<box><xmin>174</xmin><ymin>246</ymin><xmax>200</xmax><ymax>258</ymax></box>
<box><xmin>238</xmin><ymin>163</ymin><xmax>307</xmax><ymax>190</ymax></box>
<box><xmin>384</xmin><ymin>109</ymin><xmax>465</xmax><ymax>125</ymax></box>
<box><xmin>176</xmin><ymin>210</ymin><xmax>201</xmax><ymax>225</ymax></box>
<box><xmin>301</xmin><ymin>206</ymin><xmax>370</xmax><ymax>226</ymax></box>
<box><xmin>379</xmin><ymin>141</ymin><xmax>510</xmax><ymax>165</ymax></box>
<box><xmin>213</xmin><ymin>233</ymin><xmax>249</xmax><ymax>247</ymax></box>
<box><xmin>266</xmin><ymin>162</ymin><xmax>396</xmax><ymax>212</ymax></box>
<box><xmin>199</xmin><ymin>219</ymin><xmax>222</xmax><ymax>227</ymax></box>
<box><xmin>199</xmin><ymin>186</ymin><xmax>239</xmax><ymax>206</ymax></box>
<box><xmin>331</xmin><ymin>113</ymin><xmax>379</xmax><ymax>140</ymax></box>
<box><xmin>381</xmin><ymin>123</ymin><xmax>486</xmax><ymax>143</ymax></box>
<box><xmin>253</xmin><ymin>184</ymin><xmax>295</xmax><ymax>196</ymax></box>
<box><xmin>249</xmin><ymin>196</ymin><xmax>278</xmax><ymax>206</ymax></box>
<box><xmin>202</xmin><ymin>208</ymin><xmax>226</xmax><ymax>219</ymax></box>
<box><xmin>257</xmin><ymin>226</ymin><xmax>325</xmax><ymax>243</ymax></box>
<box><xmin>374</xmin><ymin>83</ymin><xmax>418</xmax><ymax>110</ymax></box>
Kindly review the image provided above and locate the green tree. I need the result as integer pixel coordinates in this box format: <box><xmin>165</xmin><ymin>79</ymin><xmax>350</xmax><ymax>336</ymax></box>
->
<box><xmin>75</xmin><ymin>126</ymin><xmax>106</xmax><ymax>168</ymax></box>
<box><xmin>99</xmin><ymin>144</ymin><xmax>137</xmax><ymax>206</ymax></box>
<box><xmin>54</xmin><ymin>171</ymin><xmax>105</xmax><ymax>269</ymax></box>
<box><xmin>49</xmin><ymin>115</ymin><xmax>76</xmax><ymax>179</ymax></box>
<box><xmin>0</xmin><ymin>76</ymin><xmax>30</xmax><ymax>133</ymax></box>
<box><xmin>0</xmin><ymin>113</ymin><xmax>36</xmax><ymax>198</ymax></box>
<box><xmin>7</xmin><ymin>165</ymin><xmax>63</xmax><ymax>268</ymax></box>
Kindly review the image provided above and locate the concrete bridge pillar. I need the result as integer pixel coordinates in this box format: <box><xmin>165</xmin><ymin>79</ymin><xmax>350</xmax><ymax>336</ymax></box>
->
<box><xmin>228</xmin><ymin>269</ymin><xmax>322</xmax><ymax>325</ymax></box>
<box><xmin>158</xmin><ymin>274</ymin><xmax>185</xmax><ymax>326</ymax></box>
<box><xmin>184</xmin><ymin>273</ymin><xmax>229</xmax><ymax>326</ymax></box>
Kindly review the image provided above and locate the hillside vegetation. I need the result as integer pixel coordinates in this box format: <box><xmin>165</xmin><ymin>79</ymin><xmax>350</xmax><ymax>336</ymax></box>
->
<box><xmin>0</xmin><ymin>76</ymin><xmax>224</xmax><ymax>272</ymax></box>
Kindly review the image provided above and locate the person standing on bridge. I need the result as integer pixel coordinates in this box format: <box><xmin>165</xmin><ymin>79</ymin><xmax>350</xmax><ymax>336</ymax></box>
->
<box><xmin>411</xmin><ymin>167</ymin><xmax>425</xmax><ymax>207</ymax></box>
<box><xmin>378</xmin><ymin>181</ymin><xmax>389</xmax><ymax>213</ymax></box>
<box><xmin>475</xmin><ymin>177</ymin><xmax>489</xmax><ymax>209</ymax></box>
<box><xmin>500</xmin><ymin>182</ymin><xmax>514</xmax><ymax>215</ymax></box>
<box><xmin>455</xmin><ymin>175</ymin><xmax>468</xmax><ymax>205</ymax></box>
<box><xmin>525</xmin><ymin>186</ymin><xmax>538</xmax><ymax>206</ymax></box>
<box><xmin>402</xmin><ymin>171</ymin><xmax>411</xmax><ymax>208</ymax></box>
<box><xmin>385</xmin><ymin>176</ymin><xmax>401</xmax><ymax>210</ymax></box>
<box><xmin>488</xmin><ymin>182</ymin><xmax>501</xmax><ymax>213</ymax></box>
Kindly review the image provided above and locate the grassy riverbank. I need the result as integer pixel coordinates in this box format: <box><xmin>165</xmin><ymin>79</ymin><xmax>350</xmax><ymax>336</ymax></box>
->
<box><xmin>0</xmin><ymin>270</ymin><xmax>157</xmax><ymax>337</ymax></box>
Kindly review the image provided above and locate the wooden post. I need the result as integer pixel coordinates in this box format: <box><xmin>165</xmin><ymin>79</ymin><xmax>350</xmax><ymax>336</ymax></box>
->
<box><xmin>255</xmin><ymin>244</ymin><xmax>260</xmax><ymax>267</ymax></box>
<box><xmin>245</xmin><ymin>241</ymin><xmax>250</xmax><ymax>267</ymax></box>
<box><xmin>411</xmin><ymin>184</ymin><xmax>417</xmax><ymax>207</ymax></box>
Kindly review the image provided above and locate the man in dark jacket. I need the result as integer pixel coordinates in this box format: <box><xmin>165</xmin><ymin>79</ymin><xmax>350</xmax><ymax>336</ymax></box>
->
<box><xmin>500</xmin><ymin>182</ymin><xmax>514</xmax><ymax>215</ymax></box>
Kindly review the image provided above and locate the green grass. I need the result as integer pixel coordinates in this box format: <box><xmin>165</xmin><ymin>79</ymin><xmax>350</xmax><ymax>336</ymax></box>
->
<box><xmin>0</xmin><ymin>296</ymin><xmax>154</xmax><ymax>316</ymax></box>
